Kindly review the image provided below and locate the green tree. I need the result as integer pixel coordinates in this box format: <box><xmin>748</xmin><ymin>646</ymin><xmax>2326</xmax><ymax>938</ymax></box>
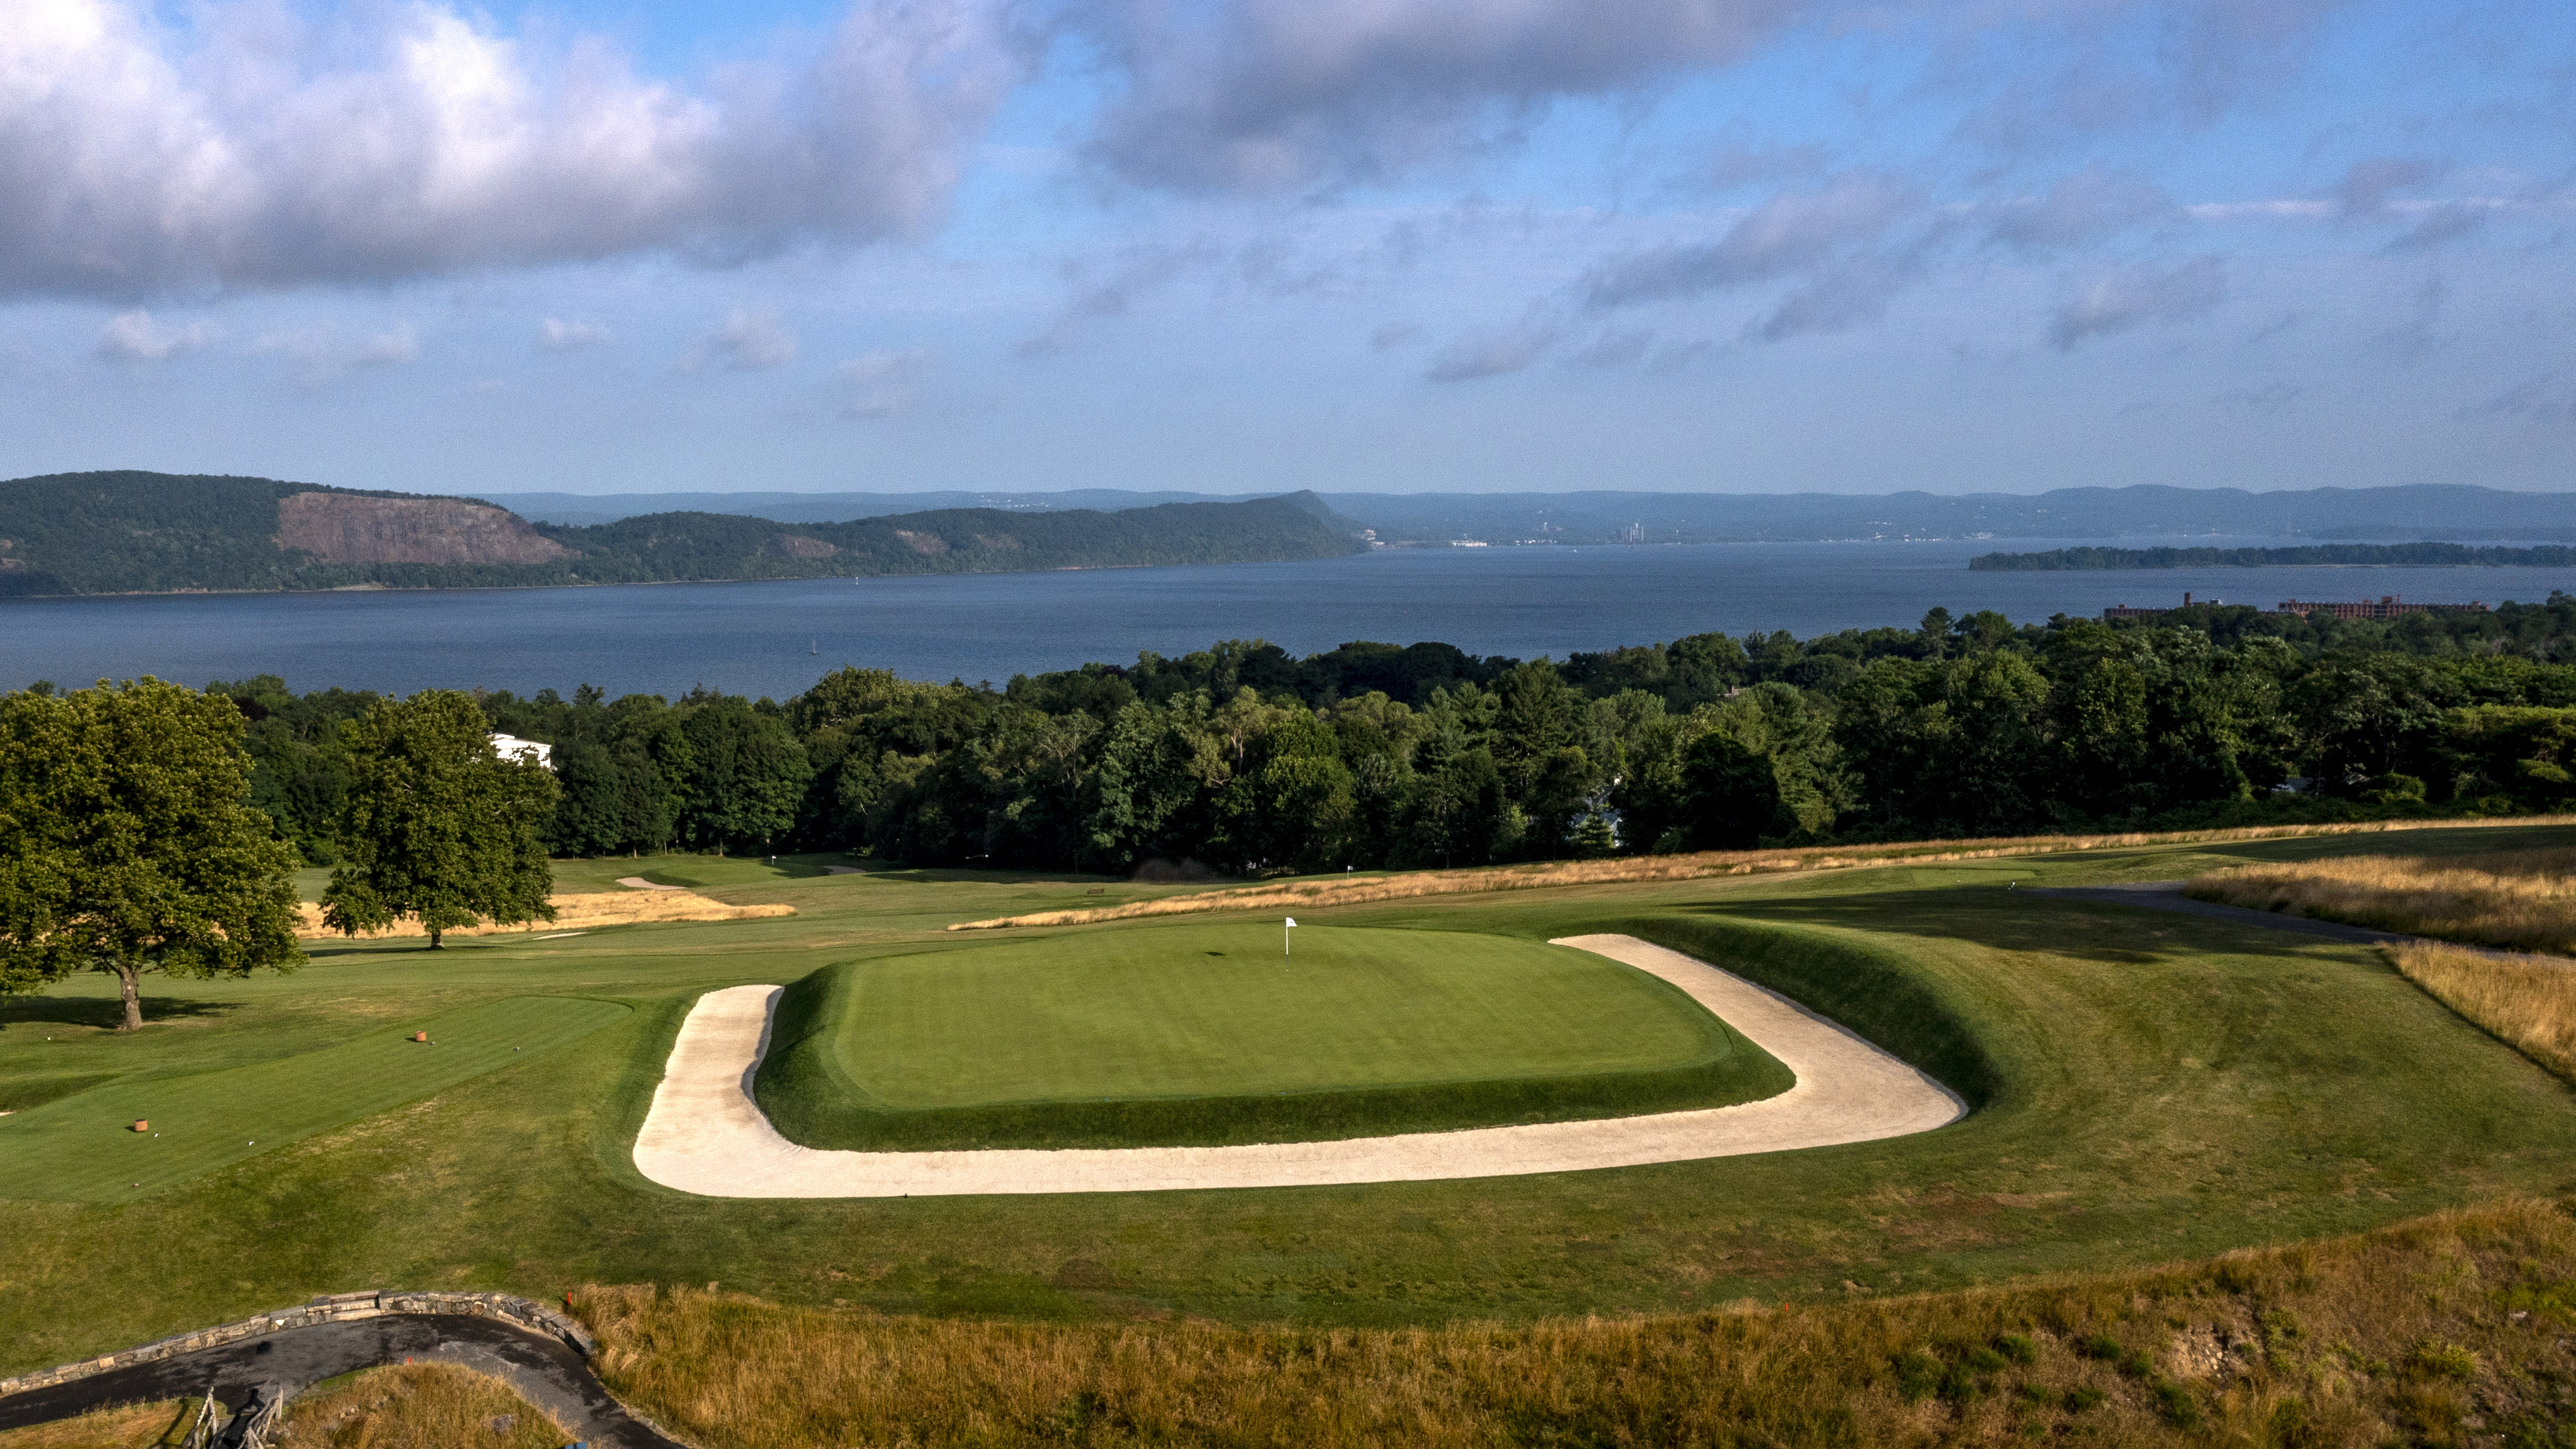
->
<box><xmin>323</xmin><ymin>691</ymin><xmax>559</xmax><ymax>948</ymax></box>
<box><xmin>0</xmin><ymin>679</ymin><xmax>303</xmax><ymax>1030</ymax></box>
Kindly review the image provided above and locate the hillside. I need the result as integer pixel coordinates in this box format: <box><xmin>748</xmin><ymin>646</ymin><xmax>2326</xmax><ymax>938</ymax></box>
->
<box><xmin>0</xmin><ymin>472</ymin><xmax>1364</xmax><ymax>597</ymax></box>
<box><xmin>1971</xmin><ymin>541</ymin><xmax>2576</xmax><ymax>570</ymax></box>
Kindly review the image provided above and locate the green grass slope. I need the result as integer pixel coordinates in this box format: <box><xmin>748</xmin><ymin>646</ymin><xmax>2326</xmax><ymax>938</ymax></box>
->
<box><xmin>0</xmin><ymin>996</ymin><xmax>626</xmax><ymax>1202</ymax></box>
<box><xmin>3</xmin><ymin>826</ymin><xmax>2576</xmax><ymax>1373</ymax></box>
<box><xmin>754</xmin><ymin>924</ymin><xmax>1790</xmax><ymax>1150</ymax></box>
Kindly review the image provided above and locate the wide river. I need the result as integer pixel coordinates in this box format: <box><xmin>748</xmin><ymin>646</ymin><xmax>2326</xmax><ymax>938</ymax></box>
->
<box><xmin>7</xmin><ymin>540</ymin><xmax>2570</xmax><ymax>700</ymax></box>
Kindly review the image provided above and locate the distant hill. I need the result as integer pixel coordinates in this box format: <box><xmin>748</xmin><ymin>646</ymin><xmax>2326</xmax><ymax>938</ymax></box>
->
<box><xmin>1972</xmin><ymin>543</ymin><xmax>2576</xmax><ymax>570</ymax></box>
<box><xmin>483</xmin><ymin>483</ymin><xmax>2576</xmax><ymax>544</ymax></box>
<box><xmin>0</xmin><ymin>472</ymin><xmax>1365</xmax><ymax>597</ymax></box>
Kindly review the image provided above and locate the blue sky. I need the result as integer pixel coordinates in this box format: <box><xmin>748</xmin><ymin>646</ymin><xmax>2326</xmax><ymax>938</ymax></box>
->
<box><xmin>1</xmin><ymin>0</ymin><xmax>2570</xmax><ymax>497</ymax></box>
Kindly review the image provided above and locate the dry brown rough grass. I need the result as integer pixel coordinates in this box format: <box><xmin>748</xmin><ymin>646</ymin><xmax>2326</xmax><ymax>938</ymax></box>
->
<box><xmin>279</xmin><ymin>1363</ymin><xmax>565</xmax><ymax>1448</ymax></box>
<box><xmin>957</xmin><ymin>815</ymin><xmax>2576</xmax><ymax>930</ymax></box>
<box><xmin>0</xmin><ymin>1399</ymin><xmax>185</xmax><ymax>1448</ymax></box>
<box><xmin>293</xmin><ymin>890</ymin><xmax>792</xmax><ymax>941</ymax></box>
<box><xmin>573</xmin><ymin>1197</ymin><xmax>2576</xmax><ymax>1448</ymax></box>
<box><xmin>2189</xmin><ymin>848</ymin><xmax>2576</xmax><ymax>955</ymax></box>
<box><xmin>2390</xmin><ymin>941</ymin><xmax>2576</xmax><ymax>1082</ymax></box>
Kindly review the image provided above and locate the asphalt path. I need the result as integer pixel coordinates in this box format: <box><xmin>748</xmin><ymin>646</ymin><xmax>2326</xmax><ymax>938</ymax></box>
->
<box><xmin>0</xmin><ymin>1313</ymin><xmax>681</xmax><ymax>1446</ymax></box>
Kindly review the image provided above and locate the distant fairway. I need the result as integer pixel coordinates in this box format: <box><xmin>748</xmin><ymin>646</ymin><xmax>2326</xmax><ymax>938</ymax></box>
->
<box><xmin>755</xmin><ymin>923</ymin><xmax>1792</xmax><ymax>1150</ymax></box>
<box><xmin>0</xmin><ymin>996</ymin><xmax>628</xmax><ymax>1203</ymax></box>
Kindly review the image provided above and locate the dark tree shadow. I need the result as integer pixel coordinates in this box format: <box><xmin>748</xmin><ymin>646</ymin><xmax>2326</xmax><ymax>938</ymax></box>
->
<box><xmin>1677</xmin><ymin>887</ymin><xmax>2370</xmax><ymax>969</ymax></box>
<box><xmin>0</xmin><ymin>994</ymin><xmax>236</xmax><ymax>1030</ymax></box>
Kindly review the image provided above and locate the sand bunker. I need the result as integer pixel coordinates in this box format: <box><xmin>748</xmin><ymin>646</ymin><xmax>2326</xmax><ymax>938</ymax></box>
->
<box><xmin>631</xmin><ymin>934</ymin><xmax>1963</xmax><ymax>1198</ymax></box>
<box><xmin>295</xmin><ymin>890</ymin><xmax>791</xmax><ymax>941</ymax></box>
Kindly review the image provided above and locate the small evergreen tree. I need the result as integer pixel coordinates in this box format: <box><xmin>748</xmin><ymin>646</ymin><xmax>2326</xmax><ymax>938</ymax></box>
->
<box><xmin>324</xmin><ymin>691</ymin><xmax>558</xmax><ymax>948</ymax></box>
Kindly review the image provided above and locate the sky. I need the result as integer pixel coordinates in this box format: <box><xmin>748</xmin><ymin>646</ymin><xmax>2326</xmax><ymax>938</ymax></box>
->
<box><xmin>1</xmin><ymin>0</ymin><xmax>2571</xmax><ymax>497</ymax></box>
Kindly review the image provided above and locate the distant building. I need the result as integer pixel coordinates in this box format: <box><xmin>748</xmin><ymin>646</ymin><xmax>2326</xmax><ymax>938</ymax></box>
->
<box><xmin>489</xmin><ymin>733</ymin><xmax>553</xmax><ymax>769</ymax></box>
<box><xmin>2102</xmin><ymin>592</ymin><xmax>2218</xmax><ymax>620</ymax></box>
<box><xmin>2275</xmin><ymin>595</ymin><xmax>2488</xmax><ymax>620</ymax></box>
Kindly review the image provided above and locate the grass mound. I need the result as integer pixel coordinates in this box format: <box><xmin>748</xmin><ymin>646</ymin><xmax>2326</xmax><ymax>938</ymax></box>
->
<box><xmin>2187</xmin><ymin>848</ymin><xmax>2576</xmax><ymax>954</ymax></box>
<box><xmin>756</xmin><ymin>924</ymin><xmax>1791</xmax><ymax>1150</ymax></box>
<box><xmin>0</xmin><ymin>996</ymin><xmax>628</xmax><ymax>1202</ymax></box>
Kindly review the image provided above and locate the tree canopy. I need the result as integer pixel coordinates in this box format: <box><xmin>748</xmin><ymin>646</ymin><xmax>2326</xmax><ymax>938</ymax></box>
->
<box><xmin>322</xmin><ymin>690</ymin><xmax>559</xmax><ymax>948</ymax></box>
<box><xmin>0</xmin><ymin>679</ymin><xmax>303</xmax><ymax>1030</ymax></box>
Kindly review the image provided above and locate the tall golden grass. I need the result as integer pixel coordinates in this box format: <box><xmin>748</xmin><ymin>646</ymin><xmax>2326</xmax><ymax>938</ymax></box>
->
<box><xmin>2389</xmin><ymin>941</ymin><xmax>2576</xmax><ymax>1081</ymax></box>
<box><xmin>2188</xmin><ymin>848</ymin><xmax>2576</xmax><ymax>955</ymax></box>
<box><xmin>0</xmin><ymin>1398</ymin><xmax>185</xmax><ymax>1447</ymax></box>
<box><xmin>956</xmin><ymin>815</ymin><xmax>2576</xmax><ymax>930</ymax></box>
<box><xmin>572</xmin><ymin>1197</ymin><xmax>2576</xmax><ymax>1448</ymax></box>
<box><xmin>293</xmin><ymin>889</ymin><xmax>793</xmax><ymax>941</ymax></box>
<box><xmin>279</xmin><ymin>1363</ymin><xmax>567</xmax><ymax>1449</ymax></box>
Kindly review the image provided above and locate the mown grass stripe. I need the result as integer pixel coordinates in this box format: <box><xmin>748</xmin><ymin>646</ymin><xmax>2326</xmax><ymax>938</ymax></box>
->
<box><xmin>0</xmin><ymin>996</ymin><xmax>630</xmax><ymax>1203</ymax></box>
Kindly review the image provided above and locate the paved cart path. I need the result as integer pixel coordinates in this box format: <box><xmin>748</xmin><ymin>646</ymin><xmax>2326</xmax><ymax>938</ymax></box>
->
<box><xmin>0</xmin><ymin>1314</ymin><xmax>680</xmax><ymax>1447</ymax></box>
<box><xmin>632</xmin><ymin>934</ymin><xmax>1966</xmax><ymax>1198</ymax></box>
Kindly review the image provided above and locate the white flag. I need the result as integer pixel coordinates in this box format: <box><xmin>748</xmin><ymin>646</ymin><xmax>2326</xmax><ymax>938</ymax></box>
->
<box><xmin>1284</xmin><ymin>917</ymin><xmax>1296</xmax><ymax>928</ymax></box>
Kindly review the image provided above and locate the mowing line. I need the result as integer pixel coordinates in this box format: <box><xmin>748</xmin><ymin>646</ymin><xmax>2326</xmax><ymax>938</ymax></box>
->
<box><xmin>629</xmin><ymin>935</ymin><xmax>1965</xmax><ymax>1197</ymax></box>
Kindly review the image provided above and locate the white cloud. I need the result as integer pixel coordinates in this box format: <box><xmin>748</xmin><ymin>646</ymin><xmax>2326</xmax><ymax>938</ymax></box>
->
<box><xmin>537</xmin><ymin>318</ymin><xmax>613</xmax><ymax>351</ymax></box>
<box><xmin>0</xmin><ymin>0</ymin><xmax>1011</xmax><ymax>299</ymax></box>
<box><xmin>2048</xmin><ymin>255</ymin><xmax>2226</xmax><ymax>350</ymax></box>
<box><xmin>697</xmin><ymin>309</ymin><xmax>798</xmax><ymax>371</ymax></box>
<box><xmin>1426</xmin><ymin>322</ymin><xmax>1556</xmax><ymax>382</ymax></box>
<box><xmin>1077</xmin><ymin>0</ymin><xmax>1808</xmax><ymax>193</ymax></box>
<box><xmin>97</xmin><ymin>309</ymin><xmax>213</xmax><ymax>362</ymax></box>
<box><xmin>1582</xmin><ymin>172</ymin><xmax>1922</xmax><ymax>308</ymax></box>
<box><xmin>251</xmin><ymin>320</ymin><xmax>424</xmax><ymax>382</ymax></box>
<box><xmin>838</xmin><ymin>348</ymin><xmax>935</xmax><ymax>416</ymax></box>
<box><xmin>354</xmin><ymin>324</ymin><xmax>420</xmax><ymax>367</ymax></box>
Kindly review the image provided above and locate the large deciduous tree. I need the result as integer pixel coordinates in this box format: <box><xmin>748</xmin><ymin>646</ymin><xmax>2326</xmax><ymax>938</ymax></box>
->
<box><xmin>323</xmin><ymin>691</ymin><xmax>559</xmax><ymax>948</ymax></box>
<box><xmin>0</xmin><ymin>679</ymin><xmax>305</xmax><ymax>1030</ymax></box>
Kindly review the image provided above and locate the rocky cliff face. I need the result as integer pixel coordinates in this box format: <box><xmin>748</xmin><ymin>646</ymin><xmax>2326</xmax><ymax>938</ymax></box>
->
<box><xmin>275</xmin><ymin>491</ymin><xmax>566</xmax><ymax>566</ymax></box>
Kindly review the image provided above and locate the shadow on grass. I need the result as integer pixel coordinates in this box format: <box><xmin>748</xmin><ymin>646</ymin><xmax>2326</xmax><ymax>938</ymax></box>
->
<box><xmin>0</xmin><ymin>994</ymin><xmax>235</xmax><ymax>1030</ymax></box>
<box><xmin>1687</xmin><ymin>886</ymin><xmax>2372</xmax><ymax>969</ymax></box>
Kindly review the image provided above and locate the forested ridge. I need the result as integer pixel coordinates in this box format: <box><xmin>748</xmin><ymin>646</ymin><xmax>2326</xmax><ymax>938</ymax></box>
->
<box><xmin>0</xmin><ymin>471</ymin><xmax>1361</xmax><ymax>595</ymax></box>
<box><xmin>190</xmin><ymin>592</ymin><xmax>2576</xmax><ymax>875</ymax></box>
<box><xmin>1972</xmin><ymin>541</ymin><xmax>2576</xmax><ymax>570</ymax></box>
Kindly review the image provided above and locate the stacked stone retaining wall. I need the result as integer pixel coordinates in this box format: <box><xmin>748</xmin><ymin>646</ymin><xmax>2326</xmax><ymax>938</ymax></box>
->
<box><xmin>0</xmin><ymin>1291</ymin><xmax>595</xmax><ymax>1400</ymax></box>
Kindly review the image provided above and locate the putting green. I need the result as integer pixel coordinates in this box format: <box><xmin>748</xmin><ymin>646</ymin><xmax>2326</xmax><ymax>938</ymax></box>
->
<box><xmin>755</xmin><ymin>923</ymin><xmax>1793</xmax><ymax>1150</ymax></box>
<box><xmin>0</xmin><ymin>996</ymin><xmax>629</xmax><ymax>1203</ymax></box>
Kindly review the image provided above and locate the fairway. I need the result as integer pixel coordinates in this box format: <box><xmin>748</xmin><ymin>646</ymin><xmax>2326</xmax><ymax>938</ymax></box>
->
<box><xmin>756</xmin><ymin>923</ymin><xmax>1793</xmax><ymax>1148</ymax></box>
<box><xmin>0</xmin><ymin>996</ymin><xmax>629</xmax><ymax>1203</ymax></box>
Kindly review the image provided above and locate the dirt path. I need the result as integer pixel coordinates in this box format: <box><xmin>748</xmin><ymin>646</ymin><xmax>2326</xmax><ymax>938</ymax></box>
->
<box><xmin>631</xmin><ymin>934</ymin><xmax>1965</xmax><ymax>1198</ymax></box>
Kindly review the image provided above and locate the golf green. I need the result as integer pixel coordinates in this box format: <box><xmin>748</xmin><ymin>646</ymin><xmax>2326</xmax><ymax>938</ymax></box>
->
<box><xmin>0</xmin><ymin>996</ymin><xmax>629</xmax><ymax>1203</ymax></box>
<box><xmin>754</xmin><ymin>923</ymin><xmax>1793</xmax><ymax>1150</ymax></box>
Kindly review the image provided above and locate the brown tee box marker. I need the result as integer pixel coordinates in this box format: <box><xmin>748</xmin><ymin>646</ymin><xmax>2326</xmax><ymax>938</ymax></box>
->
<box><xmin>412</xmin><ymin>1031</ymin><xmax>429</xmax><ymax>1043</ymax></box>
<box><xmin>131</xmin><ymin>1119</ymin><xmax>148</xmax><ymax>1132</ymax></box>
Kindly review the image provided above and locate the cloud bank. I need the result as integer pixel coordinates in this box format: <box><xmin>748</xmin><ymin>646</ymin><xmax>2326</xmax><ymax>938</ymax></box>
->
<box><xmin>0</xmin><ymin>0</ymin><xmax>1010</xmax><ymax>299</ymax></box>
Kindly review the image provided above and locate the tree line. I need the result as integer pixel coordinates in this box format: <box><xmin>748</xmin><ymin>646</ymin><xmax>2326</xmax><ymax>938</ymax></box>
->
<box><xmin>205</xmin><ymin>593</ymin><xmax>2576</xmax><ymax>879</ymax></box>
<box><xmin>1</xmin><ymin>684</ymin><xmax>555</xmax><ymax>1029</ymax></box>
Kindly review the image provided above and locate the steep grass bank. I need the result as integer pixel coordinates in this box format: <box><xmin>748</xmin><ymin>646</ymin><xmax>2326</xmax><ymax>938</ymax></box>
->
<box><xmin>573</xmin><ymin>1198</ymin><xmax>2576</xmax><ymax>1448</ymax></box>
<box><xmin>2190</xmin><ymin>848</ymin><xmax>2576</xmax><ymax>954</ymax></box>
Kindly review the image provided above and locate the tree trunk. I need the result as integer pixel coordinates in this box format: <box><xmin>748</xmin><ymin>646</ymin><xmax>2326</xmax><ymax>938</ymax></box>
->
<box><xmin>427</xmin><ymin>927</ymin><xmax>444</xmax><ymax>950</ymax></box>
<box><xmin>116</xmin><ymin>962</ymin><xmax>142</xmax><ymax>1032</ymax></box>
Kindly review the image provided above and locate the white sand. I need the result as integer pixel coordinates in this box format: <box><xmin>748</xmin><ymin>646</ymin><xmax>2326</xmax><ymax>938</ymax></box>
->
<box><xmin>631</xmin><ymin>934</ymin><xmax>1965</xmax><ymax>1198</ymax></box>
<box><xmin>615</xmin><ymin>877</ymin><xmax>688</xmax><ymax>891</ymax></box>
